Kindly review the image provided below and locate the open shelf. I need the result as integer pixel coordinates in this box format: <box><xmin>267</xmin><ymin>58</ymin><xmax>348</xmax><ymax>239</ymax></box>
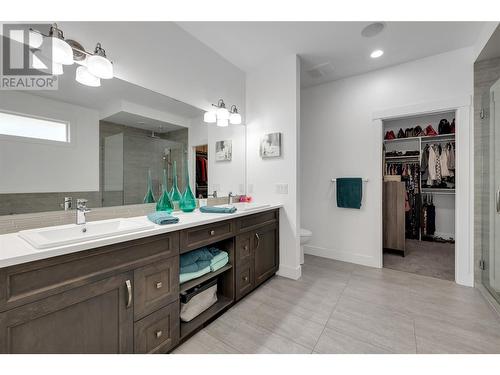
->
<box><xmin>384</xmin><ymin>133</ymin><xmax>455</xmax><ymax>143</ymax></box>
<box><xmin>179</xmin><ymin>264</ymin><xmax>232</xmax><ymax>293</ymax></box>
<box><xmin>385</xmin><ymin>155</ymin><xmax>420</xmax><ymax>161</ymax></box>
<box><xmin>180</xmin><ymin>294</ymin><xmax>233</xmax><ymax>339</ymax></box>
<box><xmin>422</xmin><ymin>188</ymin><xmax>455</xmax><ymax>194</ymax></box>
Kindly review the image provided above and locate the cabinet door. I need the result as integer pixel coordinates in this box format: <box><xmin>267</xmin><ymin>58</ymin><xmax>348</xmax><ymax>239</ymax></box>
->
<box><xmin>254</xmin><ymin>223</ymin><xmax>279</xmax><ymax>287</ymax></box>
<box><xmin>0</xmin><ymin>273</ymin><xmax>134</xmax><ymax>354</ymax></box>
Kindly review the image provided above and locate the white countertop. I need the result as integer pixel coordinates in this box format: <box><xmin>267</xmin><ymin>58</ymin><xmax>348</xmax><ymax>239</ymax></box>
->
<box><xmin>0</xmin><ymin>204</ymin><xmax>282</xmax><ymax>268</ymax></box>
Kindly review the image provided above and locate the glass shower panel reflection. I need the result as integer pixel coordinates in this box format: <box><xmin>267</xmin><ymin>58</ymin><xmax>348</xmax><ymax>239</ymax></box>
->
<box><xmin>122</xmin><ymin>134</ymin><xmax>186</xmax><ymax>206</ymax></box>
<box><xmin>484</xmin><ymin>78</ymin><xmax>500</xmax><ymax>302</ymax></box>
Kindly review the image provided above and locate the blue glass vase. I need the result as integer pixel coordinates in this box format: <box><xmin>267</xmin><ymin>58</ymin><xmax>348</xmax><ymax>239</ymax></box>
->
<box><xmin>156</xmin><ymin>168</ymin><xmax>174</xmax><ymax>213</ymax></box>
<box><xmin>169</xmin><ymin>160</ymin><xmax>182</xmax><ymax>203</ymax></box>
<box><xmin>143</xmin><ymin>169</ymin><xmax>156</xmax><ymax>203</ymax></box>
<box><xmin>180</xmin><ymin>158</ymin><xmax>196</xmax><ymax>212</ymax></box>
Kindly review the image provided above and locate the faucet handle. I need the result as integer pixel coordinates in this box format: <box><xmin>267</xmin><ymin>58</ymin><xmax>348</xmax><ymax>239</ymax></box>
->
<box><xmin>76</xmin><ymin>199</ymin><xmax>89</xmax><ymax>210</ymax></box>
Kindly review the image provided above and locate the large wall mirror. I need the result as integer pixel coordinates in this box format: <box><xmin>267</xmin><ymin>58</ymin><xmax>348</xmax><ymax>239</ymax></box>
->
<box><xmin>0</xmin><ymin>65</ymin><xmax>246</xmax><ymax>216</ymax></box>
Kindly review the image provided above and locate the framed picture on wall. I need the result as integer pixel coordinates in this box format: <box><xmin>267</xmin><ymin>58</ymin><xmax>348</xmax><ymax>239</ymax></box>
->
<box><xmin>260</xmin><ymin>132</ymin><xmax>282</xmax><ymax>158</ymax></box>
<box><xmin>215</xmin><ymin>140</ymin><xmax>232</xmax><ymax>161</ymax></box>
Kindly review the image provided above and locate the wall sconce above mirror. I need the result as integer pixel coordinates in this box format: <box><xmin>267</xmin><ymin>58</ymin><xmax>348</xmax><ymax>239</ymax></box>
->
<box><xmin>203</xmin><ymin>99</ymin><xmax>242</xmax><ymax>126</ymax></box>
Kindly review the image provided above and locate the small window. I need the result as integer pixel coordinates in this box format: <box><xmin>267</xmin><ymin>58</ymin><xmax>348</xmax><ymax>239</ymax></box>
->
<box><xmin>0</xmin><ymin>111</ymin><xmax>69</xmax><ymax>143</ymax></box>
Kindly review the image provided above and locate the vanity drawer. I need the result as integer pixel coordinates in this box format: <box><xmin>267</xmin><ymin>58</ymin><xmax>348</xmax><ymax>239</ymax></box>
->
<box><xmin>235</xmin><ymin>232</ymin><xmax>253</xmax><ymax>265</ymax></box>
<box><xmin>235</xmin><ymin>260</ymin><xmax>254</xmax><ymax>301</ymax></box>
<box><xmin>134</xmin><ymin>257</ymin><xmax>179</xmax><ymax>321</ymax></box>
<box><xmin>0</xmin><ymin>232</ymin><xmax>180</xmax><ymax>312</ymax></box>
<box><xmin>236</xmin><ymin>210</ymin><xmax>278</xmax><ymax>233</ymax></box>
<box><xmin>134</xmin><ymin>302</ymin><xmax>179</xmax><ymax>354</ymax></box>
<box><xmin>180</xmin><ymin>221</ymin><xmax>235</xmax><ymax>252</ymax></box>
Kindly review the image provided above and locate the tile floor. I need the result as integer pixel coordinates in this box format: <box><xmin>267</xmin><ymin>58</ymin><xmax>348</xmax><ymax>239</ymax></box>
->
<box><xmin>173</xmin><ymin>254</ymin><xmax>500</xmax><ymax>354</ymax></box>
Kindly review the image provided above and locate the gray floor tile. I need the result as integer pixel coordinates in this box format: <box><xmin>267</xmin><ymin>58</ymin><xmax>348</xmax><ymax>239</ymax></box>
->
<box><xmin>172</xmin><ymin>330</ymin><xmax>240</xmax><ymax>354</ymax></box>
<box><xmin>314</xmin><ymin>327</ymin><xmax>391</xmax><ymax>354</ymax></box>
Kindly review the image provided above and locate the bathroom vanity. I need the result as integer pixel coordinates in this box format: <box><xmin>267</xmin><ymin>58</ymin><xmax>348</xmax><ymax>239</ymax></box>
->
<box><xmin>0</xmin><ymin>206</ymin><xmax>280</xmax><ymax>353</ymax></box>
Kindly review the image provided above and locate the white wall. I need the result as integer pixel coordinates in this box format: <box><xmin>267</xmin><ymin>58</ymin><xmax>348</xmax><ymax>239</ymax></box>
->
<box><xmin>188</xmin><ymin>115</ymin><xmax>246</xmax><ymax>197</ymax></box>
<box><xmin>246</xmin><ymin>55</ymin><xmax>301</xmax><ymax>279</ymax></box>
<box><xmin>301</xmin><ymin>48</ymin><xmax>474</xmax><ymax>273</ymax></box>
<box><xmin>0</xmin><ymin>91</ymin><xmax>99</xmax><ymax>193</ymax></box>
<box><xmin>59</xmin><ymin>22</ymin><xmax>245</xmax><ymax>116</ymax></box>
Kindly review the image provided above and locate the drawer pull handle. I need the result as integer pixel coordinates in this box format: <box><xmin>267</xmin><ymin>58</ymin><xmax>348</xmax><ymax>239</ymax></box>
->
<box><xmin>255</xmin><ymin>233</ymin><xmax>260</xmax><ymax>249</ymax></box>
<box><xmin>243</xmin><ymin>276</ymin><xmax>249</xmax><ymax>282</ymax></box>
<box><xmin>244</xmin><ymin>245</ymin><xmax>248</xmax><ymax>251</ymax></box>
<box><xmin>155</xmin><ymin>330</ymin><xmax>163</xmax><ymax>339</ymax></box>
<box><xmin>125</xmin><ymin>279</ymin><xmax>132</xmax><ymax>308</ymax></box>
<box><xmin>210</xmin><ymin>230</ymin><xmax>215</xmax><ymax>236</ymax></box>
<box><xmin>156</xmin><ymin>282</ymin><xmax>163</xmax><ymax>289</ymax></box>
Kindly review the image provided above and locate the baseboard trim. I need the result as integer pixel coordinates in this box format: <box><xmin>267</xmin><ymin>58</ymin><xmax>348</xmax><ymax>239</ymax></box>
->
<box><xmin>304</xmin><ymin>244</ymin><xmax>379</xmax><ymax>268</ymax></box>
<box><xmin>476</xmin><ymin>283</ymin><xmax>500</xmax><ymax>320</ymax></box>
<box><xmin>277</xmin><ymin>264</ymin><xmax>302</xmax><ymax>280</ymax></box>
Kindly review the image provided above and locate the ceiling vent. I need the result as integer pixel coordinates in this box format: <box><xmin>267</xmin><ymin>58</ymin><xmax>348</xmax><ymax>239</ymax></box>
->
<box><xmin>306</xmin><ymin>62</ymin><xmax>335</xmax><ymax>79</ymax></box>
<box><xmin>361</xmin><ymin>22</ymin><xmax>385</xmax><ymax>38</ymax></box>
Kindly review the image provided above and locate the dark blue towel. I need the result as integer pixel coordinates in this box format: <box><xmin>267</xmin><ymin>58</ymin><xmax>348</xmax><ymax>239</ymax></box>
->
<box><xmin>180</xmin><ymin>260</ymin><xmax>211</xmax><ymax>274</ymax></box>
<box><xmin>180</xmin><ymin>248</ymin><xmax>214</xmax><ymax>268</ymax></box>
<box><xmin>336</xmin><ymin>178</ymin><xmax>363</xmax><ymax>209</ymax></box>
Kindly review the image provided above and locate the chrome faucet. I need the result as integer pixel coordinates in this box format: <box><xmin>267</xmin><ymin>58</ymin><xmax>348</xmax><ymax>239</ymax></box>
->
<box><xmin>208</xmin><ymin>190</ymin><xmax>217</xmax><ymax>199</ymax></box>
<box><xmin>61</xmin><ymin>197</ymin><xmax>72</xmax><ymax>211</ymax></box>
<box><xmin>76</xmin><ymin>199</ymin><xmax>91</xmax><ymax>225</ymax></box>
<box><xmin>228</xmin><ymin>192</ymin><xmax>235</xmax><ymax>205</ymax></box>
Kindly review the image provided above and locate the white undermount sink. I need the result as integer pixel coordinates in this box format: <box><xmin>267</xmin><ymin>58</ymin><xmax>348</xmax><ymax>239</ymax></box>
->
<box><xmin>18</xmin><ymin>218</ymin><xmax>155</xmax><ymax>249</ymax></box>
<box><xmin>215</xmin><ymin>202</ymin><xmax>270</xmax><ymax>211</ymax></box>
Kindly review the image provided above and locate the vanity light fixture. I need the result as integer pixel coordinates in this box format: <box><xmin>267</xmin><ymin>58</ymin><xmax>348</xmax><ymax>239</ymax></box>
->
<box><xmin>75</xmin><ymin>66</ymin><xmax>101</xmax><ymax>87</ymax></box>
<box><xmin>229</xmin><ymin>105</ymin><xmax>242</xmax><ymax>125</ymax></box>
<box><xmin>204</xmin><ymin>99</ymin><xmax>242</xmax><ymax>126</ymax></box>
<box><xmin>47</xmin><ymin>24</ymin><xmax>74</xmax><ymax>65</ymax></box>
<box><xmin>370</xmin><ymin>49</ymin><xmax>384</xmax><ymax>58</ymax></box>
<box><xmin>87</xmin><ymin>43</ymin><xmax>114</xmax><ymax>79</ymax></box>
<box><xmin>29</xmin><ymin>23</ymin><xmax>114</xmax><ymax>86</ymax></box>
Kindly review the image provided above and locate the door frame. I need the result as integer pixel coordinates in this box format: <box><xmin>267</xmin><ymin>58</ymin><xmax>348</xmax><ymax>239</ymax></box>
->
<box><xmin>373</xmin><ymin>96</ymin><xmax>474</xmax><ymax>287</ymax></box>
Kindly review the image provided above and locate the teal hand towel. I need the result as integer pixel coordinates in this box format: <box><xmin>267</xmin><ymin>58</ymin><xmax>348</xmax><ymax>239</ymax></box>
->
<box><xmin>147</xmin><ymin>212</ymin><xmax>180</xmax><ymax>225</ymax></box>
<box><xmin>179</xmin><ymin>265</ymin><xmax>211</xmax><ymax>284</ymax></box>
<box><xmin>180</xmin><ymin>260</ymin><xmax>211</xmax><ymax>274</ymax></box>
<box><xmin>180</xmin><ymin>248</ymin><xmax>214</xmax><ymax>268</ymax></box>
<box><xmin>210</xmin><ymin>251</ymin><xmax>228</xmax><ymax>265</ymax></box>
<box><xmin>210</xmin><ymin>255</ymin><xmax>229</xmax><ymax>272</ymax></box>
<box><xmin>200</xmin><ymin>206</ymin><xmax>237</xmax><ymax>214</ymax></box>
<box><xmin>336</xmin><ymin>178</ymin><xmax>363</xmax><ymax>209</ymax></box>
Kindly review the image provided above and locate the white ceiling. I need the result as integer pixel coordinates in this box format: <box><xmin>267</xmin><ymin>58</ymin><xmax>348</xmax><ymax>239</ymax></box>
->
<box><xmin>177</xmin><ymin>22</ymin><xmax>487</xmax><ymax>88</ymax></box>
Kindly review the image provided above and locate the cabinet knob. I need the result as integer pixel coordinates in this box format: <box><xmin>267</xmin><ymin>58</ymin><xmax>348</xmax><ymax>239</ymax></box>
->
<box><xmin>156</xmin><ymin>282</ymin><xmax>162</xmax><ymax>289</ymax></box>
<box><xmin>243</xmin><ymin>245</ymin><xmax>248</xmax><ymax>251</ymax></box>
<box><xmin>243</xmin><ymin>276</ymin><xmax>249</xmax><ymax>282</ymax></box>
<box><xmin>209</xmin><ymin>230</ymin><xmax>215</xmax><ymax>236</ymax></box>
<box><xmin>155</xmin><ymin>330</ymin><xmax>163</xmax><ymax>339</ymax></box>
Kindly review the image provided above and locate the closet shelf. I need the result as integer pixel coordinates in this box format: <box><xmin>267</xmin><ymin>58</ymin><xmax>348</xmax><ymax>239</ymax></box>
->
<box><xmin>179</xmin><ymin>264</ymin><xmax>232</xmax><ymax>293</ymax></box>
<box><xmin>384</xmin><ymin>133</ymin><xmax>455</xmax><ymax>144</ymax></box>
<box><xmin>422</xmin><ymin>188</ymin><xmax>455</xmax><ymax>194</ymax></box>
<box><xmin>385</xmin><ymin>155</ymin><xmax>420</xmax><ymax>160</ymax></box>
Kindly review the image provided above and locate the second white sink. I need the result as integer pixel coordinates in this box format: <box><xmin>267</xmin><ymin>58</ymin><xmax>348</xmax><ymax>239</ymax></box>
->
<box><xmin>19</xmin><ymin>218</ymin><xmax>155</xmax><ymax>249</ymax></box>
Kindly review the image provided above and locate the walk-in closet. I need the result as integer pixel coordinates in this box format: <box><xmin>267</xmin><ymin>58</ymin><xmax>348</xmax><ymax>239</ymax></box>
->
<box><xmin>382</xmin><ymin>112</ymin><xmax>456</xmax><ymax>281</ymax></box>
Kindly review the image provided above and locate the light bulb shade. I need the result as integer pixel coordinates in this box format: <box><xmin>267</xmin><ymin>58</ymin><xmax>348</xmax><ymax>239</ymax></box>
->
<box><xmin>28</xmin><ymin>31</ymin><xmax>43</xmax><ymax>49</ymax></box>
<box><xmin>204</xmin><ymin>110</ymin><xmax>216</xmax><ymax>123</ymax></box>
<box><xmin>217</xmin><ymin>118</ymin><xmax>229</xmax><ymax>127</ymax></box>
<box><xmin>52</xmin><ymin>62</ymin><xmax>63</xmax><ymax>75</ymax></box>
<box><xmin>229</xmin><ymin>112</ymin><xmax>242</xmax><ymax>125</ymax></box>
<box><xmin>76</xmin><ymin>66</ymin><xmax>101</xmax><ymax>87</ymax></box>
<box><xmin>50</xmin><ymin>37</ymin><xmax>74</xmax><ymax>65</ymax></box>
<box><xmin>216</xmin><ymin>107</ymin><xmax>229</xmax><ymax>120</ymax></box>
<box><xmin>87</xmin><ymin>54</ymin><xmax>113</xmax><ymax>79</ymax></box>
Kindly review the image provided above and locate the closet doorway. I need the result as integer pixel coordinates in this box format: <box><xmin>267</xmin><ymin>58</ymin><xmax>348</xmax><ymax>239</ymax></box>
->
<box><xmin>194</xmin><ymin>145</ymin><xmax>208</xmax><ymax>198</ymax></box>
<box><xmin>382</xmin><ymin>112</ymin><xmax>456</xmax><ymax>281</ymax></box>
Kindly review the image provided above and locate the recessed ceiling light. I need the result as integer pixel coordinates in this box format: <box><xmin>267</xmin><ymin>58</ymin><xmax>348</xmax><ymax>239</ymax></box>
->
<box><xmin>361</xmin><ymin>22</ymin><xmax>385</xmax><ymax>38</ymax></box>
<box><xmin>370</xmin><ymin>49</ymin><xmax>384</xmax><ymax>59</ymax></box>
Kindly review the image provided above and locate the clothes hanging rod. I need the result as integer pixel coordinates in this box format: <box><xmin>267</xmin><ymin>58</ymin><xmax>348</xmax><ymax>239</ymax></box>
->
<box><xmin>331</xmin><ymin>178</ymin><xmax>369</xmax><ymax>182</ymax></box>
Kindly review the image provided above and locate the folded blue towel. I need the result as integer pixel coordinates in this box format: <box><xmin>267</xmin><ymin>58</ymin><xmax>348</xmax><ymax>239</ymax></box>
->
<box><xmin>210</xmin><ymin>255</ymin><xmax>229</xmax><ymax>272</ymax></box>
<box><xmin>210</xmin><ymin>251</ymin><xmax>228</xmax><ymax>265</ymax></box>
<box><xmin>179</xmin><ymin>265</ymin><xmax>211</xmax><ymax>284</ymax></box>
<box><xmin>336</xmin><ymin>178</ymin><xmax>363</xmax><ymax>209</ymax></box>
<box><xmin>180</xmin><ymin>248</ymin><xmax>214</xmax><ymax>268</ymax></box>
<box><xmin>147</xmin><ymin>212</ymin><xmax>179</xmax><ymax>225</ymax></box>
<box><xmin>180</xmin><ymin>259</ymin><xmax>211</xmax><ymax>274</ymax></box>
<box><xmin>200</xmin><ymin>206</ymin><xmax>237</xmax><ymax>214</ymax></box>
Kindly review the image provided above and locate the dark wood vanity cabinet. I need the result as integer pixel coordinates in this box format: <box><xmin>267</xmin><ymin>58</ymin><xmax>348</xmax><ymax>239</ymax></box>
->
<box><xmin>235</xmin><ymin>211</ymin><xmax>279</xmax><ymax>300</ymax></box>
<box><xmin>0</xmin><ymin>209</ymin><xmax>280</xmax><ymax>353</ymax></box>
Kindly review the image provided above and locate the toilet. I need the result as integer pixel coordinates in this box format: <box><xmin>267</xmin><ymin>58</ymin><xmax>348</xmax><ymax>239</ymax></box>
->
<box><xmin>300</xmin><ymin>228</ymin><xmax>312</xmax><ymax>264</ymax></box>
